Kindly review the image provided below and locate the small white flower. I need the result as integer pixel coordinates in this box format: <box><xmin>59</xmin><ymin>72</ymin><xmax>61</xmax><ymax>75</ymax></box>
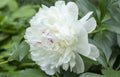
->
<box><xmin>24</xmin><ymin>1</ymin><xmax>99</xmax><ymax>75</ymax></box>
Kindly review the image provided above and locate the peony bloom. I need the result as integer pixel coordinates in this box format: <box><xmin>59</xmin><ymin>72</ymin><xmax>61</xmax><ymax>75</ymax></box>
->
<box><xmin>24</xmin><ymin>1</ymin><xmax>99</xmax><ymax>75</ymax></box>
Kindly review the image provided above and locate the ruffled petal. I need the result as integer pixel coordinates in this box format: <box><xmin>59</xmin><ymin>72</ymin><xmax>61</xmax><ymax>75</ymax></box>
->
<box><xmin>63</xmin><ymin>63</ymin><xmax>69</xmax><ymax>71</ymax></box>
<box><xmin>73</xmin><ymin>53</ymin><xmax>84</xmax><ymax>73</ymax></box>
<box><xmin>55</xmin><ymin>1</ymin><xmax>65</xmax><ymax>7</ymax></box>
<box><xmin>77</xmin><ymin>28</ymin><xmax>90</xmax><ymax>56</ymax></box>
<box><xmin>66</xmin><ymin>2</ymin><xmax>78</xmax><ymax>20</ymax></box>
<box><xmin>79</xmin><ymin>12</ymin><xmax>93</xmax><ymax>23</ymax></box>
<box><xmin>87</xmin><ymin>44</ymin><xmax>99</xmax><ymax>60</ymax></box>
<box><xmin>42</xmin><ymin>4</ymin><xmax>49</xmax><ymax>10</ymax></box>
<box><xmin>41</xmin><ymin>66</ymin><xmax>55</xmax><ymax>75</ymax></box>
<box><xmin>83</xmin><ymin>17</ymin><xmax>97</xmax><ymax>33</ymax></box>
<box><xmin>69</xmin><ymin>54</ymin><xmax>76</xmax><ymax>71</ymax></box>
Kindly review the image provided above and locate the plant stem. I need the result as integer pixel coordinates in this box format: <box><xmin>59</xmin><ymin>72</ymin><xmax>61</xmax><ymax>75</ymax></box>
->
<box><xmin>55</xmin><ymin>73</ymin><xmax>60</xmax><ymax>77</ymax></box>
<box><xmin>116</xmin><ymin>64</ymin><xmax>120</xmax><ymax>71</ymax></box>
<box><xmin>0</xmin><ymin>60</ymin><xmax>9</xmax><ymax>65</ymax></box>
<box><xmin>0</xmin><ymin>59</ymin><xmax>13</xmax><ymax>65</ymax></box>
<box><xmin>20</xmin><ymin>63</ymin><xmax>36</xmax><ymax>67</ymax></box>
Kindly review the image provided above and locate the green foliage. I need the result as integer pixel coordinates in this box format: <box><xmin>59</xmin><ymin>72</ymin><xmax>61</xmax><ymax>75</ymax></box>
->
<box><xmin>0</xmin><ymin>0</ymin><xmax>120</xmax><ymax>77</ymax></box>
<box><xmin>117</xmin><ymin>34</ymin><xmax>120</xmax><ymax>47</ymax></box>
<box><xmin>79</xmin><ymin>73</ymin><xmax>102</xmax><ymax>77</ymax></box>
<box><xmin>8</xmin><ymin>0</ymin><xmax>18</xmax><ymax>12</ymax></box>
<box><xmin>12</xmin><ymin>69</ymin><xmax>50</xmax><ymax>77</ymax></box>
<box><xmin>12</xmin><ymin>5</ymin><xmax>36</xmax><ymax>19</ymax></box>
<box><xmin>0</xmin><ymin>69</ymin><xmax>50</xmax><ymax>77</ymax></box>
<box><xmin>79</xmin><ymin>69</ymin><xmax>120</xmax><ymax>77</ymax></box>
<box><xmin>76</xmin><ymin>0</ymin><xmax>95</xmax><ymax>16</ymax></box>
<box><xmin>0</xmin><ymin>0</ymin><xmax>9</xmax><ymax>8</ymax></box>
<box><xmin>81</xmin><ymin>55</ymin><xmax>99</xmax><ymax>71</ymax></box>
<box><xmin>8</xmin><ymin>41</ymin><xmax>29</xmax><ymax>61</ymax></box>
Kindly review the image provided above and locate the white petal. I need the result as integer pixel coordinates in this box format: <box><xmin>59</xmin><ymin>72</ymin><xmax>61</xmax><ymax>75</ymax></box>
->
<box><xmin>55</xmin><ymin>1</ymin><xmax>65</xmax><ymax>7</ymax></box>
<box><xmin>79</xmin><ymin>12</ymin><xmax>93</xmax><ymax>22</ymax></box>
<box><xmin>73</xmin><ymin>53</ymin><xmax>84</xmax><ymax>73</ymax></box>
<box><xmin>70</xmin><ymin>58</ymin><xmax>76</xmax><ymax>71</ymax></box>
<box><xmin>66</xmin><ymin>2</ymin><xmax>78</xmax><ymax>19</ymax></box>
<box><xmin>63</xmin><ymin>63</ymin><xmax>69</xmax><ymax>71</ymax></box>
<box><xmin>41</xmin><ymin>66</ymin><xmax>55</xmax><ymax>75</ymax></box>
<box><xmin>83</xmin><ymin>17</ymin><xmax>97</xmax><ymax>33</ymax></box>
<box><xmin>42</xmin><ymin>4</ymin><xmax>49</xmax><ymax>9</ymax></box>
<box><xmin>77</xmin><ymin>28</ymin><xmax>90</xmax><ymax>56</ymax></box>
<box><xmin>87</xmin><ymin>44</ymin><xmax>99</xmax><ymax>60</ymax></box>
<box><xmin>46</xmin><ymin>69</ymin><xmax>55</xmax><ymax>75</ymax></box>
<box><xmin>62</xmin><ymin>48</ymin><xmax>71</xmax><ymax>63</ymax></box>
<box><xmin>69</xmin><ymin>53</ymin><xmax>76</xmax><ymax>71</ymax></box>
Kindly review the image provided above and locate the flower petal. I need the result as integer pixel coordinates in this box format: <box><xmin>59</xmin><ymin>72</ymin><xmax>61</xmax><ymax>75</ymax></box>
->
<box><xmin>63</xmin><ymin>63</ymin><xmax>69</xmax><ymax>71</ymax></box>
<box><xmin>83</xmin><ymin>17</ymin><xmax>97</xmax><ymax>33</ymax></box>
<box><xmin>66</xmin><ymin>2</ymin><xmax>78</xmax><ymax>20</ymax></box>
<box><xmin>77</xmin><ymin>28</ymin><xmax>90</xmax><ymax>56</ymax></box>
<box><xmin>42</xmin><ymin>4</ymin><xmax>49</xmax><ymax>10</ymax></box>
<box><xmin>79</xmin><ymin>12</ymin><xmax>93</xmax><ymax>22</ymax></box>
<box><xmin>73</xmin><ymin>53</ymin><xmax>84</xmax><ymax>73</ymax></box>
<box><xmin>87</xmin><ymin>44</ymin><xmax>99</xmax><ymax>60</ymax></box>
<box><xmin>60</xmin><ymin>48</ymin><xmax>72</xmax><ymax>64</ymax></box>
<box><xmin>55</xmin><ymin>1</ymin><xmax>65</xmax><ymax>7</ymax></box>
<box><xmin>69</xmin><ymin>54</ymin><xmax>76</xmax><ymax>71</ymax></box>
<box><xmin>41</xmin><ymin>66</ymin><xmax>55</xmax><ymax>75</ymax></box>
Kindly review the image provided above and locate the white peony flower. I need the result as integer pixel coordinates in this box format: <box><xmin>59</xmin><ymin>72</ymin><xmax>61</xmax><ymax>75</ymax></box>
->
<box><xmin>24</xmin><ymin>1</ymin><xmax>99</xmax><ymax>75</ymax></box>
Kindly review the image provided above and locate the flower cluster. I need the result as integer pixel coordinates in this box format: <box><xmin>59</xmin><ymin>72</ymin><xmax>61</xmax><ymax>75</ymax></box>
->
<box><xmin>24</xmin><ymin>1</ymin><xmax>99</xmax><ymax>75</ymax></box>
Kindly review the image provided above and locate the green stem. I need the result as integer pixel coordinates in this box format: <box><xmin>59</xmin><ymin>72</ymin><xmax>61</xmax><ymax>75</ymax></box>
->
<box><xmin>116</xmin><ymin>64</ymin><xmax>120</xmax><ymax>71</ymax></box>
<box><xmin>0</xmin><ymin>59</ymin><xmax>13</xmax><ymax>65</ymax></box>
<box><xmin>0</xmin><ymin>60</ymin><xmax>9</xmax><ymax>65</ymax></box>
<box><xmin>51</xmin><ymin>76</ymin><xmax>56</xmax><ymax>77</ymax></box>
<box><xmin>90</xmin><ymin>27</ymin><xmax>106</xmax><ymax>34</ymax></box>
<box><xmin>20</xmin><ymin>63</ymin><xmax>36</xmax><ymax>67</ymax></box>
<box><xmin>55</xmin><ymin>73</ymin><xmax>60</xmax><ymax>77</ymax></box>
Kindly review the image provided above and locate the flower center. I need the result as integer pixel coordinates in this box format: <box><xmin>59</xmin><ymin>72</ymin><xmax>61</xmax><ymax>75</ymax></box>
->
<box><xmin>34</xmin><ymin>29</ymin><xmax>75</xmax><ymax>51</ymax></box>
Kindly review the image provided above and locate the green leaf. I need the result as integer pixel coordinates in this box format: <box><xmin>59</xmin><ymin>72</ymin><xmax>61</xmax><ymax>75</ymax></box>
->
<box><xmin>0</xmin><ymin>72</ymin><xmax>12</xmax><ymax>77</ymax></box>
<box><xmin>105</xmin><ymin>25</ymin><xmax>120</xmax><ymax>34</ymax></box>
<box><xmin>102</xmin><ymin>69</ymin><xmax>120</xmax><ymax>77</ymax></box>
<box><xmin>103</xmin><ymin>0</ymin><xmax>120</xmax><ymax>35</ymax></box>
<box><xmin>97</xmin><ymin>51</ymin><xmax>108</xmax><ymax>68</ymax></box>
<box><xmin>104</xmin><ymin>20</ymin><xmax>120</xmax><ymax>34</ymax></box>
<box><xmin>0</xmin><ymin>63</ymin><xmax>16</xmax><ymax>71</ymax></box>
<box><xmin>12</xmin><ymin>69</ymin><xmax>50</xmax><ymax>77</ymax></box>
<box><xmin>98</xmin><ymin>0</ymin><xmax>110</xmax><ymax>21</ymax></box>
<box><xmin>0</xmin><ymin>51</ymin><xmax>10</xmax><ymax>59</ymax></box>
<box><xmin>0</xmin><ymin>15</ymin><xmax>5</xmax><ymax>22</ymax></box>
<box><xmin>117</xmin><ymin>34</ymin><xmax>120</xmax><ymax>47</ymax></box>
<box><xmin>79</xmin><ymin>73</ymin><xmax>102</xmax><ymax>77</ymax></box>
<box><xmin>81</xmin><ymin>55</ymin><xmax>98</xmax><ymax>71</ymax></box>
<box><xmin>17</xmin><ymin>0</ymin><xmax>55</xmax><ymax>7</ymax></box>
<box><xmin>0</xmin><ymin>33</ymin><xmax>9</xmax><ymax>41</ymax></box>
<box><xmin>11</xmin><ymin>5</ymin><xmax>36</xmax><ymax>19</ymax></box>
<box><xmin>76</xmin><ymin>0</ymin><xmax>95</xmax><ymax>16</ymax></box>
<box><xmin>63</xmin><ymin>70</ymin><xmax>78</xmax><ymax>77</ymax></box>
<box><xmin>93</xmin><ymin>31</ymin><xmax>115</xmax><ymax>62</ymax></box>
<box><xmin>9</xmin><ymin>41</ymin><xmax>29</xmax><ymax>61</ymax></box>
<box><xmin>0</xmin><ymin>0</ymin><xmax>9</xmax><ymax>8</ymax></box>
<box><xmin>109</xmin><ymin>44</ymin><xmax>120</xmax><ymax>67</ymax></box>
<box><xmin>108</xmin><ymin>1</ymin><xmax>120</xmax><ymax>24</ymax></box>
<box><xmin>8</xmin><ymin>0</ymin><xmax>18</xmax><ymax>12</ymax></box>
<box><xmin>91</xmin><ymin>31</ymin><xmax>116</xmax><ymax>68</ymax></box>
<box><xmin>79</xmin><ymin>69</ymin><xmax>120</xmax><ymax>77</ymax></box>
